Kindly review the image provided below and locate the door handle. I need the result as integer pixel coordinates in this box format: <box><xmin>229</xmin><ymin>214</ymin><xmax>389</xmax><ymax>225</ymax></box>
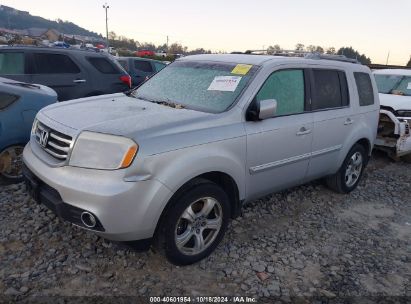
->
<box><xmin>73</xmin><ymin>79</ymin><xmax>86</xmax><ymax>83</ymax></box>
<box><xmin>296</xmin><ymin>127</ymin><xmax>312</xmax><ymax>136</ymax></box>
<box><xmin>344</xmin><ymin>118</ymin><xmax>354</xmax><ymax>125</ymax></box>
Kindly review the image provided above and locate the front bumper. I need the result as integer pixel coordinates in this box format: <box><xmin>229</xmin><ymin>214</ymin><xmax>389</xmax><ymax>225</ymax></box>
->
<box><xmin>23</xmin><ymin>143</ymin><xmax>173</xmax><ymax>241</ymax></box>
<box><xmin>375</xmin><ymin>110</ymin><xmax>411</xmax><ymax>158</ymax></box>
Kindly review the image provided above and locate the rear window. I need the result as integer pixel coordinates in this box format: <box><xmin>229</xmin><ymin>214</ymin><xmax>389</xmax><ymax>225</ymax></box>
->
<box><xmin>117</xmin><ymin>60</ymin><xmax>128</xmax><ymax>70</ymax></box>
<box><xmin>0</xmin><ymin>52</ymin><xmax>24</xmax><ymax>75</ymax></box>
<box><xmin>311</xmin><ymin>69</ymin><xmax>349</xmax><ymax>110</ymax></box>
<box><xmin>0</xmin><ymin>92</ymin><xmax>19</xmax><ymax>110</ymax></box>
<box><xmin>33</xmin><ymin>53</ymin><xmax>80</xmax><ymax>74</ymax></box>
<box><xmin>88</xmin><ymin>57</ymin><xmax>119</xmax><ymax>74</ymax></box>
<box><xmin>354</xmin><ymin>72</ymin><xmax>374</xmax><ymax>106</ymax></box>
<box><xmin>134</xmin><ymin>60</ymin><xmax>153</xmax><ymax>73</ymax></box>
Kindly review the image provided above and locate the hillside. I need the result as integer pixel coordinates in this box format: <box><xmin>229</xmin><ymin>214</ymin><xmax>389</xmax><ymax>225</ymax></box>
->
<box><xmin>0</xmin><ymin>5</ymin><xmax>101</xmax><ymax>38</ymax></box>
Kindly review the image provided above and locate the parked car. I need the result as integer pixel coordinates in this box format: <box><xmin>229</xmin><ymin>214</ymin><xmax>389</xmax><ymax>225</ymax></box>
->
<box><xmin>116</xmin><ymin>57</ymin><xmax>167</xmax><ymax>86</ymax></box>
<box><xmin>373</xmin><ymin>69</ymin><xmax>411</xmax><ymax>161</ymax></box>
<box><xmin>135</xmin><ymin>50</ymin><xmax>155</xmax><ymax>57</ymax></box>
<box><xmin>0</xmin><ymin>77</ymin><xmax>57</xmax><ymax>184</ymax></box>
<box><xmin>23</xmin><ymin>54</ymin><xmax>379</xmax><ymax>265</ymax></box>
<box><xmin>0</xmin><ymin>46</ymin><xmax>131</xmax><ymax>101</ymax></box>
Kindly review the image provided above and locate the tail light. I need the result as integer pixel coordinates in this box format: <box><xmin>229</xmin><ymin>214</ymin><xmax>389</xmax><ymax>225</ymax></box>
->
<box><xmin>120</xmin><ymin>75</ymin><xmax>132</xmax><ymax>88</ymax></box>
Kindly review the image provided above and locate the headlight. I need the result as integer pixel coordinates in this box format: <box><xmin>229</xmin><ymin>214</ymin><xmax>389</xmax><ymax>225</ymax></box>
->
<box><xmin>396</xmin><ymin>110</ymin><xmax>411</xmax><ymax>118</ymax></box>
<box><xmin>69</xmin><ymin>131</ymin><xmax>138</xmax><ymax>170</ymax></box>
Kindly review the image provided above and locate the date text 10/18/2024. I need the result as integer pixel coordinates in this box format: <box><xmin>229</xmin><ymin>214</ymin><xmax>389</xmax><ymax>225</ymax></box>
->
<box><xmin>149</xmin><ymin>296</ymin><xmax>257</xmax><ymax>303</ymax></box>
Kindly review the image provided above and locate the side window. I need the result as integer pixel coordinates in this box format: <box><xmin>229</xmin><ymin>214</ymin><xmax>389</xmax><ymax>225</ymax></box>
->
<box><xmin>0</xmin><ymin>92</ymin><xmax>19</xmax><ymax>110</ymax></box>
<box><xmin>33</xmin><ymin>53</ymin><xmax>80</xmax><ymax>74</ymax></box>
<box><xmin>134</xmin><ymin>60</ymin><xmax>153</xmax><ymax>73</ymax></box>
<box><xmin>0</xmin><ymin>52</ymin><xmax>25</xmax><ymax>75</ymax></box>
<box><xmin>153</xmin><ymin>62</ymin><xmax>166</xmax><ymax>72</ymax></box>
<box><xmin>87</xmin><ymin>57</ymin><xmax>119</xmax><ymax>74</ymax></box>
<box><xmin>117</xmin><ymin>60</ymin><xmax>128</xmax><ymax>70</ymax></box>
<box><xmin>311</xmin><ymin>69</ymin><xmax>349</xmax><ymax>110</ymax></box>
<box><xmin>354</xmin><ymin>72</ymin><xmax>374</xmax><ymax>106</ymax></box>
<box><xmin>256</xmin><ymin>69</ymin><xmax>305</xmax><ymax>116</ymax></box>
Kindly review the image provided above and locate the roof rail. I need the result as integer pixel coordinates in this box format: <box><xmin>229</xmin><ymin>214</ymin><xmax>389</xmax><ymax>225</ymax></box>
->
<box><xmin>242</xmin><ymin>49</ymin><xmax>360</xmax><ymax>64</ymax></box>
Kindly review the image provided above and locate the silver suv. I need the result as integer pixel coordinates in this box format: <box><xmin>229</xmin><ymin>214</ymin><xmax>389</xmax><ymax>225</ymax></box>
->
<box><xmin>23</xmin><ymin>54</ymin><xmax>379</xmax><ymax>265</ymax></box>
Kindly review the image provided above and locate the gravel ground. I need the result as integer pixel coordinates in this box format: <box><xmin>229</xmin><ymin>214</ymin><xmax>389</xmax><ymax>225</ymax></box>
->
<box><xmin>0</xmin><ymin>153</ymin><xmax>410</xmax><ymax>303</ymax></box>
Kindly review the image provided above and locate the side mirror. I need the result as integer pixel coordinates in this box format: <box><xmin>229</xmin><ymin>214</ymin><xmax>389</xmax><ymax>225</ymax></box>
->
<box><xmin>247</xmin><ymin>99</ymin><xmax>278</xmax><ymax>121</ymax></box>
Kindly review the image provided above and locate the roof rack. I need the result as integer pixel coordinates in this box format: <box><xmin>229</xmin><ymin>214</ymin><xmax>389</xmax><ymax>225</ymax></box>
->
<box><xmin>242</xmin><ymin>49</ymin><xmax>360</xmax><ymax>64</ymax></box>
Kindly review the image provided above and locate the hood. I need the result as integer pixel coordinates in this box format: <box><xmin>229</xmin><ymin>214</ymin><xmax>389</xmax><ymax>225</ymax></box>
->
<box><xmin>39</xmin><ymin>93</ymin><xmax>212</xmax><ymax>137</ymax></box>
<box><xmin>379</xmin><ymin>93</ymin><xmax>411</xmax><ymax>111</ymax></box>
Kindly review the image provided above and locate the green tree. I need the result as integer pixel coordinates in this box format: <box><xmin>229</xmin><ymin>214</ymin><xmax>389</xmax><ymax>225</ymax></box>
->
<box><xmin>326</xmin><ymin>47</ymin><xmax>336</xmax><ymax>54</ymax></box>
<box><xmin>295</xmin><ymin>43</ymin><xmax>305</xmax><ymax>51</ymax></box>
<box><xmin>68</xmin><ymin>35</ymin><xmax>76</xmax><ymax>45</ymax></box>
<box><xmin>337</xmin><ymin>47</ymin><xmax>371</xmax><ymax>64</ymax></box>
<box><xmin>266</xmin><ymin>44</ymin><xmax>282</xmax><ymax>54</ymax></box>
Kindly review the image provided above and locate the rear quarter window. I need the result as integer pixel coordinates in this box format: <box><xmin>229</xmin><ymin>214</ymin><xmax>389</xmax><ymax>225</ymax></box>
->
<box><xmin>32</xmin><ymin>53</ymin><xmax>80</xmax><ymax>74</ymax></box>
<box><xmin>87</xmin><ymin>57</ymin><xmax>120</xmax><ymax>74</ymax></box>
<box><xmin>0</xmin><ymin>92</ymin><xmax>19</xmax><ymax>110</ymax></box>
<box><xmin>354</xmin><ymin>72</ymin><xmax>374</xmax><ymax>106</ymax></box>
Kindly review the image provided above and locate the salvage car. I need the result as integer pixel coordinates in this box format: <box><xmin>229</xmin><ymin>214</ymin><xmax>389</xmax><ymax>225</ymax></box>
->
<box><xmin>23</xmin><ymin>54</ymin><xmax>379</xmax><ymax>265</ymax></box>
<box><xmin>373</xmin><ymin>69</ymin><xmax>411</xmax><ymax>161</ymax></box>
<box><xmin>0</xmin><ymin>77</ymin><xmax>57</xmax><ymax>184</ymax></box>
<box><xmin>116</xmin><ymin>57</ymin><xmax>167</xmax><ymax>87</ymax></box>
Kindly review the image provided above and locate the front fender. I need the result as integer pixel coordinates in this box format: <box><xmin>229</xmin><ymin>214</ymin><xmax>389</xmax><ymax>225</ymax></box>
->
<box><xmin>139</xmin><ymin>136</ymin><xmax>247</xmax><ymax>200</ymax></box>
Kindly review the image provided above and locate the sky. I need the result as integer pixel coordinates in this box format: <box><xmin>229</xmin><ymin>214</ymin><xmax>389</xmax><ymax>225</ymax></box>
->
<box><xmin>1</xmin><ymin>0</ymin><xmax>410</xmax><ymax>65</ymax></box>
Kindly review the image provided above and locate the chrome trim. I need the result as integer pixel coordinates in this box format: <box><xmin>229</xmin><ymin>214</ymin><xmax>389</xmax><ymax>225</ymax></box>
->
<box><xmin>49</xmin><ymin>133</ymin><xmax>72</xmax><ymax>145</ymax></box>
<box><xmin>249</xmin><ymin>145</ymin><xmax>342</xmax><ymax>174</ymax></box>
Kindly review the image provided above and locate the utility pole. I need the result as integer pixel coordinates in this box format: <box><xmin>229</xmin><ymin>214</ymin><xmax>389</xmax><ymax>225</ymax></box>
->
<box><xmin>386</xmin><ymin>51</ymin><xmax>390</xmax><ymax>65</ymax></box>
<box><xmin>166</xmin><ymin>35</ymin><xmax>169</xmax><ymax>51</ymax></box>
<box><xmin>103</xmin><ymin>3</ymin><xmax>109</xmax><ymax>48</ymax></box>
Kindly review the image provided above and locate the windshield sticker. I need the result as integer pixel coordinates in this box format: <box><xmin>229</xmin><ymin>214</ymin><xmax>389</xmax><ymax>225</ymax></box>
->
<box><xmin>207</xmin><ymin>76</ymin><xmax>242</xmax><ymax>92</ymax></box>
<box><xmin>407</xmin><ymin>82</ymin><xmax>411</xmax><ymax>90</ymax></box>
<box><xmin>231</xmin><ymin>64</ymin><xmax>253</xmax><ymax>75</ymax></box>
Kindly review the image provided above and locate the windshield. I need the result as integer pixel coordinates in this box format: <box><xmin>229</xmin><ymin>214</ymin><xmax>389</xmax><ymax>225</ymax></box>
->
<box><xmin>374</xmin><ymin>74</ymin><xmax>411</xmax><ymax>96</ymax></box>
<box><xmin>133</xmin><ymin>61</ymin><xmax>258</xmax><ymax>113</ymax></box>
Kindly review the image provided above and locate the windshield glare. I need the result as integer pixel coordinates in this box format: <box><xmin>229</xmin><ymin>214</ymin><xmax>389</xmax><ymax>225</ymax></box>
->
<box><xmin>133</xmin><ymin>61</ymin><xmax>257</xmax><ymax>113</ymax></box>
<box><xmin>375</xmin><ymin>74</ymin><xmax>411</xmax><ymax>96</ymax></box>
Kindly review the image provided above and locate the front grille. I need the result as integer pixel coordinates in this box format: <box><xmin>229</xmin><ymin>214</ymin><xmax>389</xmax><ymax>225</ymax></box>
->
<box><xmin>34</xmin><ymin>121</ymin><xmax>73</xmax><ymax>160</ymax></box>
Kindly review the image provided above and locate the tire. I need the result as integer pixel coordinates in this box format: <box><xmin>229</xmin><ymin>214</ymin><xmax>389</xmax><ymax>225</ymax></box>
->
<box><xmin>0</xmin><ymin>145</ymin><xmax>25</xmax><ymax>185</ymax></box>
<box><xmin>161</xmin><ymin>181</ymin><xmax>230</xmax><ymax>265</ymax></box>
<box><xmin>326</xmin><ymin>144</ymin><xmax>367</xmax><ymax>194</ymax></box>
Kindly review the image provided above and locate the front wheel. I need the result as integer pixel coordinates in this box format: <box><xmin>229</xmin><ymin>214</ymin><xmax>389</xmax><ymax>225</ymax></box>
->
<box><xmin>162</xmin><ymin>181</ymin><xmax>230</xmax><ymax>265</ymax></box>
<box><xmin>326</xmin><ymin>144</ymin><xmax>367</xmax><ymax>193</ymax></box>
<box><xmin>0</xmin><ymin>145</ymin><xmax>25</xmax><ymax>185</ymax></box>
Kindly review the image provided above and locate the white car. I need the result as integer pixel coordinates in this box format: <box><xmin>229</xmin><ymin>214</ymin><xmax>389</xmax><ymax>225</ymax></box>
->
<box><xmin>373</xmin><ymin>69</ymin><xmax>411</xmax><ymax>161</ymax></box>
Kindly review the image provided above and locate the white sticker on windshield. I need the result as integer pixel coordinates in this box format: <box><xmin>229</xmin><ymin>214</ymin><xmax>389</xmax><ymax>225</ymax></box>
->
<box><xmin>407</xmin><ymin>82</ymin><xmax>411</xmax><ymax>90</ymax></box>
<box><xmin>207</xmin><ymin>76</ymin><xmax>242</xmax><ymax>92</ymax></box>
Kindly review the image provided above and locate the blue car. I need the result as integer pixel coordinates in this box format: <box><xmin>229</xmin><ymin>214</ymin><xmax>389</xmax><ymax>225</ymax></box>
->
<box><xmin>0</xmin><ymin>77</ymin><xmax>57</xmax><ymax>183</ymax></box>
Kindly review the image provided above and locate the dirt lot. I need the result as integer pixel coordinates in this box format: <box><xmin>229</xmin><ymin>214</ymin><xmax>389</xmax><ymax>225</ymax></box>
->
<box><xmin>0</xmin><ymin>153</ymin><xmax>410</xmax><ymax>303</ymax></box>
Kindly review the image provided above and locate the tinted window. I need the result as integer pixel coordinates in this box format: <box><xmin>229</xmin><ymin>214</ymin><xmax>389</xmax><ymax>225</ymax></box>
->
<box><xmin>0</xmin><ymin>52</ymin><xmax>24</xmax><ymax>74</ymax></box>
<box><xmin>33</xmin><ymin>53</ymin><xmax>80</xmax><ymax>74</ymax></box>
<box><xmin>311</xmin><ymin>69</ymin><xmax>348</xmax><ymax>110</ymax></box>
<box><xmin>117</xmin><ymin>60</ymin><xmax>128</xmax><ymax>70</ymax></box>
<box><xmin>256</xmin><ymin>69</ymin><xmax>305</xmax><ymax>116</ymax></box>
<box><xmin>0</xmin><ymin>92</ymin><xmax>19</xmax><ymax>110</ymax></box>
<box><xmin>88</xmin><ymin>57</ymin><xmax>119</xmax><ymax>74</ymax></box>
<box><xmin>134</xmin><ymin>60</ymin><xmax>153</xmax><ymax>73</ymax></box>
<box><xmin>153</xmin><ymin>62</ymin><xmax>166</xmax><ymax>72</ymax></box>
<box><xmin>355</xmin><ymin>72</ymin><xmax>374</xmax><ymax>106</ymax></box>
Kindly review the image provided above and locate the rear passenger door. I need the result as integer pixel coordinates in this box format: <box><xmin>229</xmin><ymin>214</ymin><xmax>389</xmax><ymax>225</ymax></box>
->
<box><xmin>132</xmin><ymin>59</ymin><xmax>154</xmax><ymax>85</ymax></box>
<box><xmin>0</xmin><ymin>50</ymin><xmax>31</xmax><ymax>83</ymax></box>
<box><xmin>306</xmin><ymin>68</ymin><xmax>353</xmax><ymax>179</ymax></box>
<box><xmin>30</xmin><ymin>52</ymin><xmax>87</xmax><ymax>101</ymax></box>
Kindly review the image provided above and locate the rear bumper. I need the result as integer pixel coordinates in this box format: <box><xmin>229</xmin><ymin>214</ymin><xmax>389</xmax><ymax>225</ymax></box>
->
<box><xmin>375</xmin><ymin>110</ymin><xmax>411</xmax><ymax>157</ymax></box>
<box><xmin>23</xmin><ymin>143</ymin><xmax>173</xmax><ymax>241</ymax></box>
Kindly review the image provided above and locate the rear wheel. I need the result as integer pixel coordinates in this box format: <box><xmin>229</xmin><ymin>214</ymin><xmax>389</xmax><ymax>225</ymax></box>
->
<box><xmin>161</xmin><ymin>181</ymin><xmax>230</xmax><ymax>265</ymax></box>
<box><xmin>326</xmin><ymin>144</ymin><xmax>367</xmax><ymax>193</ymax></box>
<box><xmin>0</xmin><ymin>145</ymin><xmax>25</xmax><ymax>185</ymax></box>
